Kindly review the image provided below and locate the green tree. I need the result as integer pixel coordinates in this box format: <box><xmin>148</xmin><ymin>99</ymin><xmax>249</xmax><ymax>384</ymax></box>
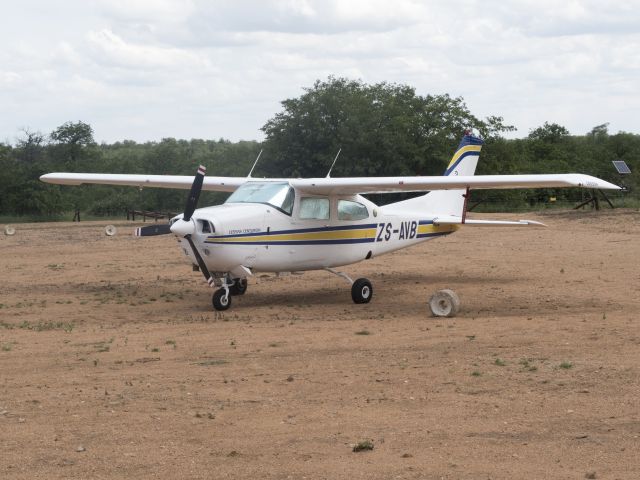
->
<box><xmin>588</xmin><ymin>123</ymin><xmax>609</xmax><ymax>140</ymax></box>
<box><xmin>261</xmin><ymin>77</ymin><xmax>514</xmax><ymax>179</ymax></box>
<box><xmin>15</xmin><ymin>127</ymin><xmax>46</xmax><ymax>164</ymax></box>
<box><xmin>49</xmin><ymin>121</ymin><xmax>97</xmax><ymax>170</ymax></box>
<box><xmin>528</xmin><ymin>122</ymin><xmax>570</xmax><ymax>143</ymax></box>
<box><xmin>50</xmin><ymin>121</ymin><xmax>95</xmax><ymax>146</ymax></box>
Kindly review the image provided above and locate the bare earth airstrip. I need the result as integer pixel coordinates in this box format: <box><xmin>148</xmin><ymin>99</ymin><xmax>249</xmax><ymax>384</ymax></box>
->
<box><xmin>1</xmin><ymin>210</ymin><xmax>639</xmax><ymax>479</ymax></box>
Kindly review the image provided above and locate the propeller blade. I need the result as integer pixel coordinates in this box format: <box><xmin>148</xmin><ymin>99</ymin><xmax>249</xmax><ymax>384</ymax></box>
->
<box><xmin>134</xmin><ymin>224</ymin><xmax>172</xmax><ymax>237</ymax></box>
<box><xmin>183</xmin><ymin>165</ymin><xmax>206</xmax><ymax>222</ymax></box>
<box><xmin>185</xmin><ymin>234</ymin><xmax>215</xmax><ymax>288</ymax></box>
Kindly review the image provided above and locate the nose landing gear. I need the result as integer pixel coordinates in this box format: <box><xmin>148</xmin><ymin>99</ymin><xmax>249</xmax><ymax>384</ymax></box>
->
<box><xmin>212</xmin><ymin>288</ymin><xmax>231</xmax><ymax>311</ymax></box>
<box><xmin>212</xmin><ymin>277</ymin><xmax>248</xmax><ymax>311</ymax></box>
<box><xmin>229</xmin><ymin>278</ymin><xmax>247</xmax><ymax>296</ymax></box>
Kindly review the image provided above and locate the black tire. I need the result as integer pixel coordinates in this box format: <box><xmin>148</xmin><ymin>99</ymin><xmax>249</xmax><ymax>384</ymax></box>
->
<box><xmin>229</xmin><ymin>278</ymin><xmax>247</xmax><ymax>296</ymax></box>
<box><xmin>351</xmin><ymin>278</ymin><xmax>373</xmax><ymax>304</ymax></box>
<box><xmin>212</xmin><ymin>288</ymin><xmax>231</xmax><ymax>311</ymax></box>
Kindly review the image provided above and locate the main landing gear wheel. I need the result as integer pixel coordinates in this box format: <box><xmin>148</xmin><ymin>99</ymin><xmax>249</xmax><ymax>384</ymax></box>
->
<box><xmin>212</xmin><ymin>288</ymin><xmax>231</xmax><ymax>311</ymax></box>
<box><xmin>351</xmin><ymin>278</ymin><xmax>373</xmax><ymax>304</ymax></box>
<box><xmin>428</xmin><ymin>289</ymin><xmax>460</xmax><ymax>317</ymax></box>
<box><xmin>229</xmin><ymin>278</ymin><xmax>247</xmax><ymax>296</ymax></box>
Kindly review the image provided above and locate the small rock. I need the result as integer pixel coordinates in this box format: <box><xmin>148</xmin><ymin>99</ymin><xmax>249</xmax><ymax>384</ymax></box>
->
<box><xmin>76</xmin><ymin>446</ymin><xmax>86</xmax><ymax>452</ymax></box>
<box><xmin>17</xmin><ymin>418</ymin><xmax>26</xmax><ymax>423</ymax></box>
<box><xmin>401</xmin><ymin>453</ymin><xmax>413</xmax><ymax>458</ymax></box>
<box><xmin>286</xmin><ymin>375</ymin><xmax>294</xmax><ymax>382</ymax></box>
<box><xmin>585</xmin><ymin>472</ymin><xmax>596</xmax><ymax>479</ymax></box>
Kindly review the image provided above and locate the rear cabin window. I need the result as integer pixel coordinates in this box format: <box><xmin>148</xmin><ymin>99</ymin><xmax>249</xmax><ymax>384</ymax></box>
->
<box><xmin>337</xmin><ymin>200</ymin><xmax>369</xmax><ymax>221</ymax></box>
<box><xmin>299</xmin><ymin>197</ymin><xmax>330</xmax><ymax>220</ymax></box>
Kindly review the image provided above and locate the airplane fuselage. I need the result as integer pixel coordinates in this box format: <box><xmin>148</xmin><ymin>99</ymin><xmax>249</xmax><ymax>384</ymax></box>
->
<box><xmin>175</xmin><ymin>191</ymin><xmax>458</xmax><ymax>275</ymax></box>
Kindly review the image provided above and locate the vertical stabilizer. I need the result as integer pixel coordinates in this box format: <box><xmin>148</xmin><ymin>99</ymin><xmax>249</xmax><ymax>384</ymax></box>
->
<box><xmin>443</xmin><ymin>134</ymin><xmax>484</xmax><ymax>177</ymax></box>
<box><xmin>422</xmin><ymin>133</ymin><xmax>484</xmax><ymax>216</ymax></box>
<box><xmin>380</xmin><ymin>132</ymin><xmax>485</xmax><ymax>217</ymax></box>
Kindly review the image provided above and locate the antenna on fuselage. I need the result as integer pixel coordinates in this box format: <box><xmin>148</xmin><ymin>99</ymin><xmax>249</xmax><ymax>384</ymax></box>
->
<box><xmin>325</xmin><ymin>148</ymin><xmax>342</xmax><ymax>178</ymax></box>
<box><xmin>247</xmin><ymin>149</ymin><xmax>263</xmax><ymax>178</ymax></box>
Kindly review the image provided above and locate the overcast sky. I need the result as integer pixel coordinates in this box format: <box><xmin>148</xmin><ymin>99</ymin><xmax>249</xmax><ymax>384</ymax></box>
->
<box><xmin>2</xmin><ymin>0</ymin><xmax>639</xmax><ymax>144</ymax></box>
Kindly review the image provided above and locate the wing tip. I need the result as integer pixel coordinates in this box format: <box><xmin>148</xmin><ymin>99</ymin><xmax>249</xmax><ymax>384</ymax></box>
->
<box><xmin>40</xmin><ymin>173</ymin><xmax>80</xmax><ymax>185</ymax></box>
<box><xmin>520</xmin><ymin>219</ymin><xmax>547</xmax><ymax>227</ymax></box>
<box><xmin>574</xmin><ymin>174</ymin><xmax>622</xmax><ymax>190</ymax></box>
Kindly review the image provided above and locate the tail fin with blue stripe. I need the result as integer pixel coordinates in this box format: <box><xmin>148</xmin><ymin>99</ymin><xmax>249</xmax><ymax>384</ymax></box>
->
<box><xmin>381</xmin><ymin>132</ymin><xmax>484</xmax><ymax>217</ymax></box>
<box><xmin>420</xmin><ymin>132</ymin><xmax>484</xmax><ymax>216</ymax></box>
<box><xmin>443</xmin><ymin>133</ymin><xmax>484</xmax><ymax>176</ymax></box>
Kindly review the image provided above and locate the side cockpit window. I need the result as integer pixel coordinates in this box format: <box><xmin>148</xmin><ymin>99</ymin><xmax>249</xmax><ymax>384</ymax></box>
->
<box><xmin>299</xmin><ymin>197</ymin><xmax>330</xmax><ymax>220</ymax></box>
<box><xmin>337</xmin><ymin>200</ymin><xmax>369</xmax><ymax>221</ymax></box>
<box><xmin>281</xmin><ymin>187</ymin><xmax>295</xmax><ymax>215</ymax></box>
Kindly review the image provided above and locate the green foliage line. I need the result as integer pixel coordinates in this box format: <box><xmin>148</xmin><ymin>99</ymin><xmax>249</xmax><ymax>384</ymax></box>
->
<box><xmin>1</xmin><ymin>78</ymin><xmax>637</xmax><ymax>218</ymax></box>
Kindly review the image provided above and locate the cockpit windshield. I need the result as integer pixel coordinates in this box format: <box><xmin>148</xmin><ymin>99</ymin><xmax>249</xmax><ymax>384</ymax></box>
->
<box><xmin>225</xmin><ymin>182</ymin><xmax>295</xmax><ymax>215</ymax></box>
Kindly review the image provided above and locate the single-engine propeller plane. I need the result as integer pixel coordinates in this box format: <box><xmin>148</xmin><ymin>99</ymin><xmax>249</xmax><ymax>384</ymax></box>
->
<box><xmin>41</xmin><ymin>132</ymin><xmax>620</xmax><ymax>311</ymax></box>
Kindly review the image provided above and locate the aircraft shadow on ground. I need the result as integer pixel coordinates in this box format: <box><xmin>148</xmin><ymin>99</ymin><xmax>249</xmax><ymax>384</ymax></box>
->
<box><xmin>371</xmin><ymin>272</ymin><xmax>520</xmax><ymax>285</ymax></box>
<box><xmin>228</xmin><ymin>272</ymin><xmax>523</xmax><ymax>310</ymax></box>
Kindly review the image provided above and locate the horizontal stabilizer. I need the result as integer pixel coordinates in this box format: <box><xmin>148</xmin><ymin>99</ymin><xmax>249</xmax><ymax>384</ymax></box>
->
<box><xmin>433</xmin><ymin>216</ymin><xmax>546</xmax><ymax>227</ymax></box>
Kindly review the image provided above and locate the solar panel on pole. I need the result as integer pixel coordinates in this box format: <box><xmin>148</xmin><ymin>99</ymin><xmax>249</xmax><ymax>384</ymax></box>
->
<box><xmin>612</xmin><ymin>160</ymin><xmax>631</xmax><ymax>175</ymax></box>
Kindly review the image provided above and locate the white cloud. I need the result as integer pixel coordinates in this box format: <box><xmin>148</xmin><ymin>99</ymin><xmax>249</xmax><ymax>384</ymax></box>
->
<box><xmin>86</xmin><ymin>28</ymin><xmax>210</xmax><ymax>70</ymax></box>
<box><xmin>0</xmin><ymin>71</ymin><xmax>21</xmax><ymax>88</ymax></box>
<box><xmin>0</xmin><ymin>0</ymin><xmax>639</xmax><ymax>143</ymax></box>
<box><xmin>97</xmin><ymin>0</ymin><xmax>196</xmax><ymax>24</ymax></box>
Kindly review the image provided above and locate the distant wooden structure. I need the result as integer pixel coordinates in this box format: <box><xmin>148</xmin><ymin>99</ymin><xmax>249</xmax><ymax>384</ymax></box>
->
<box><xmin>575</xmin><ymin>159</ymin><xmax>631</xmax><ymax>210</ymax></box>
<box><xmin>126</xmin><ymin>210</ymin><xmax>176</xmax><ymax>222</ymax></box>
<box><xmin>574</xmin><ymin>189</ymin><xmax>614</xmax><ymax>211</ymax></box>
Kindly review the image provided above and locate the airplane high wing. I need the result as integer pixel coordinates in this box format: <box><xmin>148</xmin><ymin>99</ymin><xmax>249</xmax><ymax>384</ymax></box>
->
<box><xmin>39</xmin><ymin>173</ymin><xmax>247</xmax><ymax>192</ymax></box>
<box><xmin>290</xmin><ymin>173</ymin><xmax>619</xmax><ymax>195</ymax></box>
<box><xmin>40</xmin><ymin>172</ymin><xmax>620</xmax><ymax>194</ymax></box>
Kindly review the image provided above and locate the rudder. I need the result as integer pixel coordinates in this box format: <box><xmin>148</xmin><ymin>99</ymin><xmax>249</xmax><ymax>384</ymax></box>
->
<box><xmin>443</xmin><ymin>132</ymin><xmax>484</xmax><ymax>177</ymax></box>
<box><xmin>422</xmin><ymin>132</ymin><xmax>484</xmax><ymax>217</ymax></box>
<box><xmin>381</xmin><ymin>132</ymin><xmax>484</xmax><ymax>218</ymax></box>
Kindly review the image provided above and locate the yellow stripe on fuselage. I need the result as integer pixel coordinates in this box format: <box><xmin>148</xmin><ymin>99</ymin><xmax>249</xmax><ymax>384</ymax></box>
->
<box><xmin>446</xmin><ymin>145</ymin><xmax>482</xmax><ymax>169</ymax></box>
<box><xmin>417</xmin><ymin>223</ymin><xmax>459</xmax><ymax>235</ymax></box>
<box><xmin>209</xmin><ymin>227</ymin><xmax>377</xmax><ymax>243</ymax></box>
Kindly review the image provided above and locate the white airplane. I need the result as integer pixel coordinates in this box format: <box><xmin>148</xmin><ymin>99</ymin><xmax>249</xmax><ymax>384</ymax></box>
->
<box><xmin>41</xmin><ymin>132</ymin><xmax>620</xmax><ymax>311</ymax></box>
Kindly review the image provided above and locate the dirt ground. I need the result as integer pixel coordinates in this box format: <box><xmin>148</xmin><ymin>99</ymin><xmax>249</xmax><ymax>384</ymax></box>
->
<box><xmin>1</xmin><ymin>210</ymin><xmax>639</xmax><ymax>479</ymax></box>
